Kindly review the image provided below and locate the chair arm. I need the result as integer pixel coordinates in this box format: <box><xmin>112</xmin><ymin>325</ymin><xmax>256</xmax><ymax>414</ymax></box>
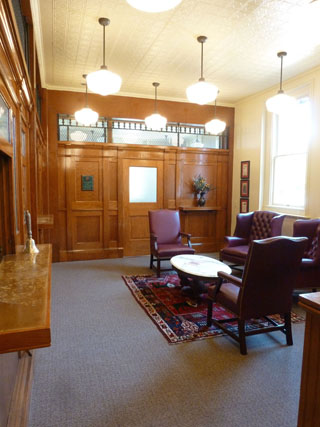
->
<box><xmin>150</xmin><ymin>233</ymin><xmax>158</xmax><ymax>251</ymax></box>
<box><xmin>224</xmin><ymin>236</ymin><xmax>248</xmax><ymax>248</ymax></box>
<box><xmin>208</xmin><ymin>272</ymin><xmax>243</xmax><ymax>301</ymax></box>
<box><xmin>218</xmin><ymin>271</ymin><xmax>243</xmax><ymax>288</ymax></box>
<box><xmin>180</xmin><ymin>232</ymin><xmax>192</xmax><ymax>247</ymax></box>
<box><xmin>301</xmin><ymin>258</ymin><xmax>320</xmax><ymax>269</ymax></box>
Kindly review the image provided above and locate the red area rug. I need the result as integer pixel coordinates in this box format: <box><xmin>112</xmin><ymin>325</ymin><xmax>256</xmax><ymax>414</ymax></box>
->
<box><xmin>122</xmin><ymin>274</ymin><xmax>304</xmax><ymax>344</ymax></box>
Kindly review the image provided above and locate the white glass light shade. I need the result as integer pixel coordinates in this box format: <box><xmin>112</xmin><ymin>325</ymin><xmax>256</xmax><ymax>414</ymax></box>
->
<box><xmin>70</xmin><ymin>130</ymin><xmax>87</xmax><ymax>142</ymax></box>
<box><xmin>186</xmin><ymin>81</ymin><xmax>219</xmax><ymax>105</ymax></box>
<box><xmin>74</xmin><ymin>107</ymin><xmax>99</xmax><ymax>126</ymax></box>
<box><xmin>205</xmin><ymin>118</ymin><xmax>226</xmax><ymax>135</ymax></box>
<box><xmin>86</xmin><ymin>69</ymin><xmax>122</xmax><ymax>96</ymax></box>
<box><xmin>266</xmin><ymin>92</ymin><xmax>297</xmax><ymax>115</ymax></box>
<box><xmin>145</xmin><ymin>113</ymin><xmax>167</xmax><ymax>130</ymax></box>
<box><xmin>126</xmin><ymin>0</ymin><xmax>182</xmax><ymax>12</ymax></box>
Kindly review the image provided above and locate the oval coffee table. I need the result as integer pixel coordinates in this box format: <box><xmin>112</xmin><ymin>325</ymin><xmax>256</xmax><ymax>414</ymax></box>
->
<box><xmin>170</xmin><ymin>254</ymin><xmax>232</xmax><ymax>298</ymax></box>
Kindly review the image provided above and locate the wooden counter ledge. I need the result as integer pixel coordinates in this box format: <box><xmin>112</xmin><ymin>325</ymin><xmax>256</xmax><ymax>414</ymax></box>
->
<box><xmin>0</xmin><ymin>244</ymin><xmax>52</xmax><ymax>354</ymax></box>
<box><xmin>37</xmin><ymin>214</ymin><xmax>54</xmax><ymax>229</ymax></box>
<box><xmin>298</xmin><ymin>291</ymin><xmax>320</xmax><ymax>427</ymax></box>
<box><xmin>179</xmin><ymin>206</ymin><xmax>222</xmax><ymax>212</ymax></box>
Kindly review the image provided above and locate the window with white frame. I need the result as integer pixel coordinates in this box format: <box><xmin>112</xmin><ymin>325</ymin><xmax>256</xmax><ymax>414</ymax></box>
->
<box><xmin>269</xmin><ymin>96</ymin><xmax>311</xmax><ymax>210</ymax></box>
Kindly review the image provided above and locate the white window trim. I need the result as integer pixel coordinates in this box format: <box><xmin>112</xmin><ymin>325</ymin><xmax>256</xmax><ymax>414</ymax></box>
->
<box><xmin>262</xmin><ymin>83</ymin><xmax>313</xmax><ymax>216</ymax></box>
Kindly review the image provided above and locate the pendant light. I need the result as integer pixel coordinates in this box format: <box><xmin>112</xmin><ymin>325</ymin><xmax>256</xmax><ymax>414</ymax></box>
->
<box><xmin>266</xmin><ymin>52</ymin><xmax>296</xmax><ymax>114</ymax></box>
<box><xmin>186</xmin><ymin>36</ymin><xmax>218</xmax><ymax>105</ymax></box>
<box><xmin>74</xmin><ymin>75</ymin><xmax>99</xmax><ymax>126</ymax></box>
<box><xmin>86</xmin><ymin>18</ymin><xmax>122</xmax><ymax>96</ymax></box>
<box><xmin>126</xmin><ymin>0</ymin><xmax>182</xmax><ymax>13</ymax></box>
<box><xmin>145</xmin><ymin>82</ymin><xmax>167</xmax><ymax>130</ymax></box>
<box><xmin>205</xmin><ymin>97</ymin><xmax>226</xmax><ymax>135</ymax></box>
<box><xmin>70</xmin><ymin>131</ymin><xmax>87</xmax><ymax>142</ymax></box>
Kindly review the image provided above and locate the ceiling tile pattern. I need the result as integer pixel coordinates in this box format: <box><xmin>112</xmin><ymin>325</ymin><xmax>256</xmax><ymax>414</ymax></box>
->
<box><xmin>34</xmin><ymin>0</ymin><xmax>320</xmax><ymax>103</ymax></box>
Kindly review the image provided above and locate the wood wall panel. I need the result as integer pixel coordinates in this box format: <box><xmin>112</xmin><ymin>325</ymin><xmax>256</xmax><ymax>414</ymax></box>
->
<box><xmin>57</xmin><ymin>211</ymin><xmax>67</xmax><ymax>251</ymax></box>
<box><xmin>58</xmin><ymin>153</ymin><xmax>66</xmax><ymax>210</ymax></box>
<box><xmin>180</xmin><ymin>210</ymin><xmax>218</xmax><ymax>252</ymax></box>
<box><xmin>109</xmin><ymin>160</ymin><xmax>118</xmax><ymax>201</ymax></box>
<box><xmin>0</xmin><ymin>2</ymin><xmax>50</xmax><ymax>424</ymax></box>
<box><xmin>72</xmin><ymin>212</ymin><xmax>102</xmax><ymax>250</ymax></box>
<box><xmin>55</xmin><ymin>142</ymin><xmax>232</xmax><ymax>260</ymax></box>
<box><xmin>164</xmin><ymin>163</ymin><xmax>176</xmax><ymax>204</ymax></box>
<box><xmin>130</xmin><ymin>216</ymin><xmax>149</xmax><ymax>239</ymax></box>
<box><xmin>0</xmin><ymin>0</ymin><xmax>50</xmax><ymax>252</ymax></box>
<box><xmin>109</xmin><ymin>215</ymin><xmax>118</xmax><ymax>244</ymax></box>
<box><xmin>46</xmin><ymin>89</ymin><xmax>234</xmax><ymax>261</ymax></box>
<box><xmin>75</xmin><ymin>159</ymin><xmax>101</xmax><ymax>202</ymax></box>
<box><xmin>76</xmin><ymin>214</ymin><xmax>101</xmax><ymax>243</ymax></box>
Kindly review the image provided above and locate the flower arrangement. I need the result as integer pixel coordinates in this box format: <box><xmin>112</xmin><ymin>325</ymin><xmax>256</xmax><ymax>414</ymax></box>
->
<box><xmin>192</xmin><ymin>174</ymin><xmax>212</xmax><ymax>194</ymax></box>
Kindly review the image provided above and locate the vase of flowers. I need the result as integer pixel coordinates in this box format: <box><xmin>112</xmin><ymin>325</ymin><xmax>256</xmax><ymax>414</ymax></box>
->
<box><xmin>192</xmin><ymin>174</ymin><xmax>212</xmax><ymax>207</ymax></box>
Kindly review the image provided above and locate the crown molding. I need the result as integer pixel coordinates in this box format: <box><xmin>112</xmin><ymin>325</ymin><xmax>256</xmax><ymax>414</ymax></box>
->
<box><xmin>43</xmin><ymin>84</ymin><xmax>235</xmax><ymax>107</ymax></box>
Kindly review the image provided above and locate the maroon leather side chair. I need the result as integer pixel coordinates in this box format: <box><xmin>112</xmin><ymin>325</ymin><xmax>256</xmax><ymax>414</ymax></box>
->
<box><xmin>149</xmin><ymin>209</ymin><xmax>195</xmax><ymax>277</ymax></box>
<box><xmin>220</xmin><ymin>210</ymin><xmax>285</xmax><ymax>267</ymax></box>
<box><xmin>293</xmin><ymin>219</ymin><xmax>320</xmax><ymax>290</ymax></box>
<box><xmin>207</xmin><ymin>236</ymin><xmax>307</xmax><ymax>355</ymax></box>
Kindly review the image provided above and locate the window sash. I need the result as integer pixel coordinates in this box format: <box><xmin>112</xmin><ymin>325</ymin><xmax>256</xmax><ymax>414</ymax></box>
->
<box><xmin>269</xmin><ymin>95</ymin><xmax>311</xmax><ymax>211</ymax></box>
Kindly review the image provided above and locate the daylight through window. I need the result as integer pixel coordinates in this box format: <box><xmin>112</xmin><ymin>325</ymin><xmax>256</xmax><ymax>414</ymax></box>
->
<box><xmin>270</xmin><ymin>96</ymin><xmax>311</xmax><ymax>210</ymax></box>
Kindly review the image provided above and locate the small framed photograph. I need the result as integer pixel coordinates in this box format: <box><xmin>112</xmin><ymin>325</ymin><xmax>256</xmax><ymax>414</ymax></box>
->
<box><xmin>240</xmin><ymin>198</ymin><xmax>249</xmax><ymax>213</ymax></box>
<box><xmin>240</xmin><ymin>180</ymin><xmax>249</xmax><ymax>197</ymax></box>
<box><xmin>241</xmin><ymin>161</ymin><xmax>250</xmax><ymax>179</ymax></box>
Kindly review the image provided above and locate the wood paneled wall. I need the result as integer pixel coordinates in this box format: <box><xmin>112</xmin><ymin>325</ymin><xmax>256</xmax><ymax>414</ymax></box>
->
<box><xmin>45</xmin><ymin>72</ymin><xmax>234</xmax><ymax>263</ymax></box>
<box><xmin>0</xmin><ymin>1</ymin><xmax>50</xmax><ymax>425</ymax></box>
<box><xmin>55</xmin><ymin>137</ymin><xmax>233</xmax><ymax>261</ymax></box>
<box><xmin>0</xmin><ymin>0</ymin><xmax>50</xmax><ymax>252</ymax></box>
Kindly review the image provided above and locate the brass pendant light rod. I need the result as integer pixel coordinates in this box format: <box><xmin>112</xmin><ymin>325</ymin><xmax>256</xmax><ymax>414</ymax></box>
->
<box><xmin>214</xmin><ymin>90</ymin><xmax>220</xmax><ymax>117</ymax></box>
<box><xmin>153</xmin><ymin>82</ymin><xmax>160</xmax><ymax>113</ymax></box>
<box><xmin>277</xmin><ymin>51</ymin><xmax>287</xmax><ymax>93</ymax></box>
<box><xmin>99</xmin><ymin>17</ymin><xmax>110</xmax><ymax>70</ymax></box>
<box><xmin>82</xmin><ymin>74</ymin><xmax>88</xmax><ymax>106</ymax></box>
<box><xmin>197</xmin><ymin>35</ymin><xmax>207</xmax><ymax>82</ymax></box>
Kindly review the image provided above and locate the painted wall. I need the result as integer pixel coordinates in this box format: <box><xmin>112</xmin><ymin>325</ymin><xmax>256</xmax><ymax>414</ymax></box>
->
<box><xmin>232</xmin><ymin>64</ymin><xmax>320</xmax><ymax>232</ymax></box>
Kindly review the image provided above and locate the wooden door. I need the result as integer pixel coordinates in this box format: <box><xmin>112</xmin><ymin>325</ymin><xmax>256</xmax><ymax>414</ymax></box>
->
<box><xmin>120</xmin><ymin>158</ymin><xmax>164</xmax><ymax>256</ymax></box>
<box><xmin>0</xmin><ymin>152</ymin><xmax>14</xmax><ymax>259</ymax></box>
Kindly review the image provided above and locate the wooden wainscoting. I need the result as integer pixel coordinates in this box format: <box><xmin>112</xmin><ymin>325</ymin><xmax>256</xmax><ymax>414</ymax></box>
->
<box><xmin>57</xmin><ymin>143</ymin><xmax>232</xmax><ymax>261</ymax></box>
<box><xmin>58</xmin><ymin>144</ymin><xmax>122</xmax><ymax>261</ymax></box>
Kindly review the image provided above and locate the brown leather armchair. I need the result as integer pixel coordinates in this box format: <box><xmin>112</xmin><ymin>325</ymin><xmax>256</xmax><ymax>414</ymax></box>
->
<box><xmin>149</xmin><ymin>209</ymin><xmax>195</xmax><ymax>277</ymax></box>
<box><xmin>220</xmin><ymin>210</ymin><xmax>285</xmax><ymax>267</ymax></box>
<box><xmin>293</xmin><ymin>219</ymin><xmax>320</xmax><ymax>290</ymax></box>
<box><xmin>207</xmin><ymin>236</ymin><xmax>307</xmax><ymax>355</ymax></box>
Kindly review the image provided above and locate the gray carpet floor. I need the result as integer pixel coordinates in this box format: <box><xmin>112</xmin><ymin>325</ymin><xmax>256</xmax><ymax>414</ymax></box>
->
<box><xmin>28</xmin><ymin>255</ymin><xmax>306</xmax><ymax>427</ymax></box>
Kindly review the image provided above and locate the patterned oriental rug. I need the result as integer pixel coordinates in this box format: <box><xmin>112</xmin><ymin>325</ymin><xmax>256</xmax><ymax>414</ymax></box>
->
<box><xmin>122</xmin><ymin>274</ymin><xmax>304</xmax><ymax>344</ymax></box>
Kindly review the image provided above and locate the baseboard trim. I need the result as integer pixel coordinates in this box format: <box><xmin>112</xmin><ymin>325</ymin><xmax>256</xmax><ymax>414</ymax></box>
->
<box><xmin>7</xmin><ymin>351</ymin><xmax>34</xmax><ymax>427</ymax></box>
<box><xmin>59</xmin><ymin>248</ymin><xmax>123</xmax><ymax>261</ymax></box>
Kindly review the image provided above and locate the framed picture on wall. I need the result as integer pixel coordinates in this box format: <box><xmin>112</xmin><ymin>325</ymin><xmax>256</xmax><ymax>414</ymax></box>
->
<box><xmin>241</xmin><ymin>160</ymin><xmax>250</xmax><ymax>179</ymax></box>
<box><xmin>240</xmin><ymin>179</ymin><xmax>249</xmax><ymax>197</ymax></box>
<box><xmin>240</xmin><ymin>198</ymin><xmax>249</xmax><ymax>213</ymax></box>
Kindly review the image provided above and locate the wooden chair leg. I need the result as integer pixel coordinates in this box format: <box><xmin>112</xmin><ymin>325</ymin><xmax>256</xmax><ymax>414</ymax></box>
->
<box><xmin>157</xmin><ymin>259</ymin><xmax>161</xmax><ymax>277</ymax></box>
<box><xmin>284</xmin><ymin>312</ymin><xmax>293</xmax><ymax>346</ymax></box>
<box><xmin>207</xmin><ymin>299</ymin><xmax>213</xmax><ymax>327</ymax></box>
<box><xmin>238</xmin><ymin>319</ymin><xmax>247</xmax><ymax>355</ymax></box>
<box><xmin>150</xmin><ymin>254</ymin><xmax>153</xmax><ymax>269</ymax></box>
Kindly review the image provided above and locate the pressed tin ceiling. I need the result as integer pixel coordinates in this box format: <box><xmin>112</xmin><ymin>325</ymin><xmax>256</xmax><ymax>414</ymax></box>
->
<box><xmin>31</xmin><ymin>0</ymin><xmax>320</xmax><ymax>104</ymax></box>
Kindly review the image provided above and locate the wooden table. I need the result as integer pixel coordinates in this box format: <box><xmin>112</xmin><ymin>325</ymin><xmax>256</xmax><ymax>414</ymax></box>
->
<box><xmin>298</xmin><ymin>292</ymin><xmax>320</xmax><ymax>427</ymax></box>
<box><xmin>170</xmin><ymin>254</ymin><xmax>231</xmax><ymax>297</ymax></box>
<box><xmin>0</xmin><ymin>244</ymin><xmax>52</xmax><ymax>353</ymax></box>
